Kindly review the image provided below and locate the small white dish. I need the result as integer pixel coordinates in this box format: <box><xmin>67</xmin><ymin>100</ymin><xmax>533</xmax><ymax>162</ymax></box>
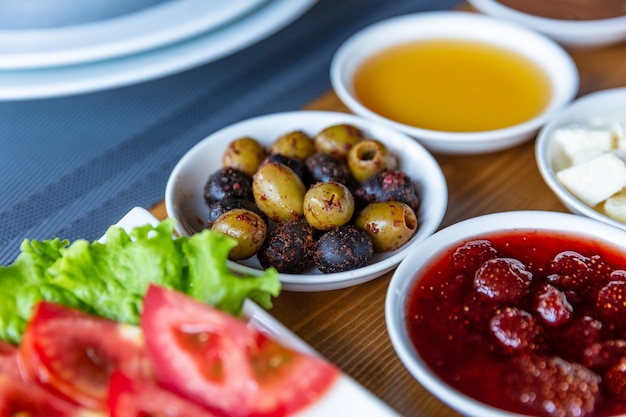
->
<box><xmin>165</xmin><ymin>111</ymin><xmax>448</xmax><ymax>292</ymax></box>
<box><xmin>0</xmin><ymin>0</ymin><xmax>315</xmax><ymax>100</ymax></box>
<box><xmin>467</xmin><ymin>0</ymin><xmax>626</xmax><ymax>49</ymax></box>
<box><xmin>114</xmin><ymin>206</ymin><xmax>401</xmax><ymax>417</ymax></box>
<box><xmin>386</xmin><ymin>210</ymin><xmax>626</xmax><ymax>417</ymax></box>
<box><xmin>330</xmin><ymin>11</ymin><xmax>578</xmax><ymax>155</ymax></box>
<box><xmin>536</xmin><ymin>87</ymin><xmax>626</xmax><ymax>231</ymax></box>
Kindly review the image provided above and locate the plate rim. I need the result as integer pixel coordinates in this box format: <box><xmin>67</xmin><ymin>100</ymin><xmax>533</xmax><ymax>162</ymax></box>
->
<box><xmin>0</xmin><ymin>0</ymin><xmax>317</xmax><ymax>100</ymax></box>
<box><xmin>0</xmin><ymin>0</ymin><xmax>268</xmax><ymax>69</ymax></box>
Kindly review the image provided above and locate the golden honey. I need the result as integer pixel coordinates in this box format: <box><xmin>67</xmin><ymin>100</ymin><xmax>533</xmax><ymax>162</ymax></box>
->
<box><xmin>353</xmin><ymin>39</ymin><xmax>552</xmax><ymax>132</ymax></box>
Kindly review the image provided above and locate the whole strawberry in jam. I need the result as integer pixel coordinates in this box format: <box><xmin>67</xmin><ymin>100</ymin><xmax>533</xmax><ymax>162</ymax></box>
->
<box><xmin>474</xmin><ymin>258</ymin><xmax>532</xmax><ymax>303</ymax></box>
<box><xmin>547</xmin><ymin>250</ymin><xmax>593</xmax><ymax>294</ymax></box>
<box><xmin>583</xmin><ymin>339</ymin><xmax>626</xmax><ymax>373</ymax></box>
<box><xmin>450</xmin><ymin>239</ymin><xmax>498</xmax><ymax>275</ymax></box>
<box><xmin>505</xmin><ymin>355</ymin><xmax>601</xmax><ymax>417</ymax></box>
<box><xmin>605</xmin><ymin>358</ymin><xmax>626</xmax><ymax>399</ymax></box>
<box><xmin>489</xmin><ymin>307</ymin><xmax>544</xmax><ymax>354</ymax></box>
<box><xmin>596</xmin><ymin>281</ymin><xmax>626</xmax><ymax>327</ymax></box>
<box><xmin>550</xmin><ymin>315</ymin><xmax>602</xmax><ymax>363</ymax></box>
<box><xmin>534</xmin><ymin>283</ymin><xmax>573</xmax><ymax>327</ymax></box>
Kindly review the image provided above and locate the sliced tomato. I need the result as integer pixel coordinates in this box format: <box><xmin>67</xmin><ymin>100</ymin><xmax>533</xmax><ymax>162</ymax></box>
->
<box><xmin>108</xmin><ymin>370</ymin><xmax>220</xmax><ymax>417</ymax></box>
<box><xmin>0</xmin><ymin>374</ymin><xmax>83</xmax><ymax>417</ymax></box>
<box><xmin>141</xmin><ymin>284</ymin><xmax>339</xmax><ymax>417</ymax></box>
<box><xmin>18</xmin><ymin>302</ymin><xmax>151</xmax><ymax>411</ymax></box>
<box><xmin>0</xmin><ymin>341</ymin><xmax>20</xmax><ymax>379</ymax></box>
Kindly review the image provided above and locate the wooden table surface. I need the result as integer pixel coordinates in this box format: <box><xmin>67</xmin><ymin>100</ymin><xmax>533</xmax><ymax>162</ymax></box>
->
<box><xmin>150</xmin><ymin>6</ymin><xmax>626</xmax><ymax>416</ymax></box>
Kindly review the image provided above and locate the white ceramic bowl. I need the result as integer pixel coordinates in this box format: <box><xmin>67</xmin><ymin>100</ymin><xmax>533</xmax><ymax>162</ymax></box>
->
<box><xmin>536</xmin><ymin>87</ymin><xmax>626</xmax><ymax>231</ymax></box>
<box><xmin>330</xmin><ymin>11</ymin><xmax>579</xmax><ymax>155</ymax></box>
<box><xmin>467</xmin><ymin>0</ymin><xmax>626</xmax><ymax>49</ymax></box>
<box><xmin>165</xmin><ymin>110</ymin><xmax>448</xmax><ymax>292</ymax></box>
<box><xmin>386</xmin><ymin>210</ymin><xmax>626</xmax><ymax>417</ymax></box>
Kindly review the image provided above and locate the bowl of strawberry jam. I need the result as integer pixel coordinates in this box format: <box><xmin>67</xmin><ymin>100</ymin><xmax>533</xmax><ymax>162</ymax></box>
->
<box><xmin>386</xmin><ymin>210</ymin><xmax>626</xmax><ymax>417</ymax></box>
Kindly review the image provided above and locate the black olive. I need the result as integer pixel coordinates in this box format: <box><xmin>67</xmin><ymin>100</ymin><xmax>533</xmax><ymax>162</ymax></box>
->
<box><xmin>355</xmin><ymin>168</ymin><xmax>421</xmax><ymax>212</ymax></box>
<box><xmin>204</xmin><ymin>167</ymin><xmax>253</xmax><ymax>204</ymax></box>
<box><xmin>264</xmin><ymin>153</ymin><xmax>306</xmax><ymax>182</ymax></box>
<box><xmin>257</xmin><ymin>218</ymin><xmax>316</xmax><ymax>273</ymax></box>
<box><xmin>305</xmin><ymin>152</ymin><xmax>357</xmax><ymax>189</ymax></box>
<box><xmin>314</xmin><ymin>225</ymin><xmax>373</xmax><ymax>273</ymax></box>
<box><xmin>206</xmin><ymin>198</ymin><xmax>267</xmax><ymax>228</ymax></box>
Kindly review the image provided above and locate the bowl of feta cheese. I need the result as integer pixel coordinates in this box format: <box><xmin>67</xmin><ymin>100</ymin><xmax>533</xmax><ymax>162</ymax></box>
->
<box><xmin>536</xmin><ymin>87</ymin><xmax>626</xmax><ymax>230</ymax></box>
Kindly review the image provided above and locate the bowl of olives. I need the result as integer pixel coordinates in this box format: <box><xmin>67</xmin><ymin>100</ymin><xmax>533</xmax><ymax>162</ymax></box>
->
<box><xmin>165</xmin><ymin>110</ymin><xmax>448</xmax><ymax>291</ymax></box>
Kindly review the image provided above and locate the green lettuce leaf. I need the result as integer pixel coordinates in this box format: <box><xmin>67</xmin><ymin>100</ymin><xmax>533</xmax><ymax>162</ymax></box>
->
<box><xmin>183</xmin><ymin>230</ymin><xmax>281</xmax><ymax>313</ymax></box>
<box><xmin>0</xmin><ymin>219</ymin><xmax>280</xmax><ymax>344</ymax></box>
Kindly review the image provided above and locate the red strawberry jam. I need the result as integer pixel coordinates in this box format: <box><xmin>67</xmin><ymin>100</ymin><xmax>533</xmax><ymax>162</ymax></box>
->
<box><xmin>407</xmin><ymin>231</ymin><xmax>626</xmax><ymax>417</ymax></box>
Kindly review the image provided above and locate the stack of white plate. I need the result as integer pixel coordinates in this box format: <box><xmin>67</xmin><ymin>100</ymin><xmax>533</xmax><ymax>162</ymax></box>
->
<box><xmin>0</xmin><ymin>0</ymin><xmax>316</xmax><ymax>100</ymax></box>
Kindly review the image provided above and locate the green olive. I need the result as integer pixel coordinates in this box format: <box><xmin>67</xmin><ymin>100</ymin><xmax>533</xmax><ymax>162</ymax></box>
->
<box><xmin>222</xmin><ymin>136</ymin><xmax>267</xmax><ymax>177</ymax></box>
<box><xmin>211</xmin><ymin>208</ymin><xmax>267</xmax><ymax>260</ymax></box>
<box><xmin>270</xmin><ymin>130</ymin><xmax>316</xmax><ymax>161</ymax></box>
<box><xmin>347</xmin><ymin>139</ymin><xmax>398</xmax><ymax>182</ymax></box>
<box><xmin>314</xmin><ymin>123</ymin><xmax>365</xmax><ymax>159</ymax></box>
<box><xmin>253</xmin><ymin>161</ymin><xmax>306</xmax><ymax>222</ymax></box>
<box><xmin>354</xmin><ymin>201</ymin><xmax>418</xmax><ymax>252</ymax></box>
<box><xmin>303</xmin><ymin>181</ymin><xmax>355</xmax><ymax>230</ymax></box>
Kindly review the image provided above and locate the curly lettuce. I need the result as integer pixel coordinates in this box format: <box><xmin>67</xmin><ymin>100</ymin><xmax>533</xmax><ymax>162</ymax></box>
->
<box><xmin>0</xmin><ymin>219</ymin><xmax>280</xmax><ymax>344</ymax></box>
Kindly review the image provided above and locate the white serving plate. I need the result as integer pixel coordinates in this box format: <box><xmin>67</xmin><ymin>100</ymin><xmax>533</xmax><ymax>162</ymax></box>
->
<box><xmin>115</xmin><ymin>206</ymin><xmax>401</xmax><ymax>417</ymax></box>
<box><xmin>0</xmin><ymin>0</ymin><xmax>267</xmax><ymax>69</ymax></box>
<box><xmin>0</xmin><ymin>0</ymin><xmax>316</xmax><ymax>100</ymax></box>
<box><xmin>165</xmin><ymin>111</ymin><xmax>448</xmax><ymax>292</ymax></box>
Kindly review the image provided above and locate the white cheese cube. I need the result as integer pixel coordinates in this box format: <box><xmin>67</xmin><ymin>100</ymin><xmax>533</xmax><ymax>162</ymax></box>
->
<box><xmin>569</xmin><ymin>149</ymin><xmax>606</xmax><ymax>166</ymax></box>
<box><xmin>552</xmin><ymin>127</ymin><xmax>615</xmax><ymax>167</ymax></box>
<box><xmin>603</xmin><ymin>188</ymin><xmax>626</xmax><ymax>223</ymax></box>
<box><xmin>613</xmin><ymin>122</ymin><xmax>626</xmax><ymax>151</ymax></box>
<box><xmin>556</xmin><ymin>152</ymin><xmax>626</xmax><ymax>207</ymax></box>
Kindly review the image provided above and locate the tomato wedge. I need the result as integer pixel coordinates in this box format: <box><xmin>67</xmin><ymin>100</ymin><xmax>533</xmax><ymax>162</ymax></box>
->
<box><xmin>141</xmin><ymin>284</ymin><xmax>339</xmax><ymax>417</ymax></box>
<box><xmin>0</xmin><ymin>374</ymin><xmax>84</xmax><ymax>417</ymax></box>
<box><xmin>18</xmin><ymin>302</ymin><xmax>150</xmax><ymax>410</ymax></box>
<box><xmin>0</xmin><ymin>341</ymin><xmax>19</xmax><ymax>379</ymax></box>
<box><xmin>108</xmin><ymin>371</ymin><xmax>221</xmax><ymax>417</ymax></box>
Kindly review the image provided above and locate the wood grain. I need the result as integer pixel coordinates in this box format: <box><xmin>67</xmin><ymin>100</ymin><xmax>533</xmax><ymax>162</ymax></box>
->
<box><xmin>150</xmin><ymin>5</ymin><xmax>626</xmax><ymax>415</ymax></box>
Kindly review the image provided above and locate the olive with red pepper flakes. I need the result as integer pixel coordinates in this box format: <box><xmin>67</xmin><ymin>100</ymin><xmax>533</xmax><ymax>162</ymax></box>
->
<box><xmin>257</xmin><ymin>218</ymin><xmax>317</xmax><ymax>273</ymax></box>
<box><xmin>206</xmin><ymin>198</ymin><xmax>267</xmax><ymax>228</ymax></box>
<box><xmin>347</xmin><ymin>139</ymin><xmax>397</xmax><ymax>182</ymax></box>
<box><xmin>305</xmin><ymin>152</ymin><xmax>356</xmax><ymax>188</ymax></box>
<box><xmin>253</xmin><ymin>161</ymin><xmax>306</xmax><ymax>222</ymax></box>
<box><xmin>270</xmin><ymin>130</ymin><xmax>316</xmax><ymax>161</ymax></box>
<box><xmin>222</xmin><ymin>136</ymin><xmax>266</xmax><ymax>177</ymax></box>
<box><xmin>204</xmin><ymin>167</ymin><xmax>253</xmax><ymax>204</ymax></box>
<box><xmin>314</xmin><ymin>123</ymin><xmax>365</xmax><ymax>159</ymax></box>
<box><xmin>314</xmin><ymin>225</ymin><xmax>374</xmax><ymax>273</ymax></box>
<box><xmin>354</xmin><ymin>201</ymin><xmax>418</xmax><ymax>252</ymax></box>
<box><xmin>263</xmin><ymin>153</ymin><xmax>306</xmax><ymax>182</ymax></box>
<box><xmin>303</xmin><ymin>181</ymin><xmax>355</xmax><ymax>231</ymax></box>
<box><xmin>355</xmin><ymin>168</ymin><xmax>421</xmax><ymax>213</ymax></box>
<box><xmin>211</xmin><ymin>208</ymin><xmax>267</xmax><ymax>261</ymax></box>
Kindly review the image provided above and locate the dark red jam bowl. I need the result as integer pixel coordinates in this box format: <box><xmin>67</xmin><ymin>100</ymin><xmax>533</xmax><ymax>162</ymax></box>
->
<box><xmin>386</xmin><ymin>211</ymin><xmax>626</xmax><ymax>417</ymax></box>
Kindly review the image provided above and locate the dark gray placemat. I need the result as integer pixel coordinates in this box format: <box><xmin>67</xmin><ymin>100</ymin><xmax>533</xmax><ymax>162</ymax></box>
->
<box><xmin>0</xmin><ymin>0</ymin><xmax>461</xmax><ymax>265</ymax></box>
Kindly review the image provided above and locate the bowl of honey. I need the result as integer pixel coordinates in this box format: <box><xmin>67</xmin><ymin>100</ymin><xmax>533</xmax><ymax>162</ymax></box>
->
<box><xmin>330</xmin><ymin>11</ymin><xmax>579</xmax><ymax>155</ymax></box>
